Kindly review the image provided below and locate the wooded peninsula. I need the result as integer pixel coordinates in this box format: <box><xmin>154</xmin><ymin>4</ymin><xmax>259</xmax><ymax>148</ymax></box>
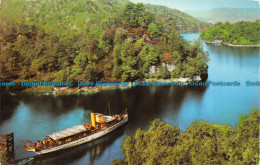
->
<box><xmin>200</xmin><ymin>20</ymin><xmax>260</xmax><ymax>46</ymax></box>
<box><xmin>0</xmin><ymin>0</ymin><xmax>210</xmax><ymax>91</ymax></box>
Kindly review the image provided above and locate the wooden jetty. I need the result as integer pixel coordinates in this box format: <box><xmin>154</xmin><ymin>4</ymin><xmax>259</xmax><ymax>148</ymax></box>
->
<box><xmin>0</xmin><ymin>133</ymin><xmax>14</xmax><ymax>154</ymax></box>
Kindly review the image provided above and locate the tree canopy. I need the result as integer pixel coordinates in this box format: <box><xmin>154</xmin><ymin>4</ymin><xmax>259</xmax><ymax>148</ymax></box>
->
<box><xmin>200</xmin><ymin>20</ymin><xmax>260</xmax><ymax>45</ymax></box>
<box><xmin>113</xmin><ymin>109</ymin><xmax>260</xmax><ymax>165</ymax></box>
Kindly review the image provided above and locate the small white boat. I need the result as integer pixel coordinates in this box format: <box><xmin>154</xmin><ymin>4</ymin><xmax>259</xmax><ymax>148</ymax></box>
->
<box><xmin>24</xmin><ymin>111</ymin><xmax>128</xmax><ymax>155</ymax></box>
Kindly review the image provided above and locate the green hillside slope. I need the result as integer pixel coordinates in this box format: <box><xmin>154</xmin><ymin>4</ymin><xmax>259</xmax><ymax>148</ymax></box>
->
<box><xmin>0</xmin><ymin>0</ymin><xmax>210</xmax><ymax>34</ymax></box>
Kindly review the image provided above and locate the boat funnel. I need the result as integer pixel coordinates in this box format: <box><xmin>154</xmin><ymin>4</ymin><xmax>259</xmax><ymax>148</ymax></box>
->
<box><xmin>95</xmin><ymin>113</ymin><xmax>104</xmax><ymax>123</ymax></box>
<box><xmin>91</xmin><ymin>112</ymin><xmax>96</xmax><ymax>128</ymax></box>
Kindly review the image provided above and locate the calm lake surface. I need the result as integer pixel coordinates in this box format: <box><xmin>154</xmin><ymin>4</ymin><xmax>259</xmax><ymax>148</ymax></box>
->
<box><xmin>0</xmin><ymin>33</ymin><xmax>259</xmax><ymax>165</ymax></box>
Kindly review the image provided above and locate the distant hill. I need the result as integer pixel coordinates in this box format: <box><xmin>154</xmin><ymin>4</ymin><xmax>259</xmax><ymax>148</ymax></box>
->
<box><xmin>186</xmin><ymin>8</ymin><xmax>260</xmax><ymax>23</ymax></box>
<box><xmin>144</xmin><ymin>4</ymin><xmax>210</xmax><ymax>32</ymax></box>
<box><xmin>0</xmin><ymin>0</ymin><xmax>210</xmax><ymax>33</ymax></box>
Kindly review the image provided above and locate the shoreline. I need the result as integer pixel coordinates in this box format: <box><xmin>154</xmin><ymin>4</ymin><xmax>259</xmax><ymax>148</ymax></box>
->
<box><xmin>2</xmin><ymin>77</ymin><xmax>202</xmax><ymax>95</ymax></box>
<box><xmin>204</xmin><ymin>40</ymin><xmax>260</xmax><ymax>47</ymax></box>
<box><xmin>51</xmin><ymin>78</ymin><xmax>193</xmax><ymax>95</ymax></box>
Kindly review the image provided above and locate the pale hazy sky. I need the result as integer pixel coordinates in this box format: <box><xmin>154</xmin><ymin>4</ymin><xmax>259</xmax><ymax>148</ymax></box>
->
<box><xmin>129</xmin><ymin>0</ymin><xmax>260</xmax><ymax>11</ymax></box>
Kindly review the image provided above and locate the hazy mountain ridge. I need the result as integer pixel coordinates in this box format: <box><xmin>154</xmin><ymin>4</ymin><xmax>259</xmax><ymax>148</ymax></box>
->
<box><xmin>144</xmin><ymin>4</ymin><xmax>210</xmax><ymax>32</ymax></box>
<box><xmin>187</xmin><ymin>8</ymin><xmax>260</xmax><ymax>23</ymax></box>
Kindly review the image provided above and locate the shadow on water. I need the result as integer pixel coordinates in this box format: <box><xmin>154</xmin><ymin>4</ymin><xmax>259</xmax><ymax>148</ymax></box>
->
<box><xmin>17</xmin><ymin>88</ymin><xmax>135</xmax><ymax>116</ymax></box>
<box><xmin>18</xmin><ymin>95</ymin><xmax>81</xmax><ymax>116</ymax></box>
<box><xmin>27</xmin><ymin>125</ymin><xmax>126</xmax><ymax>165</ymax></box>
<box><xmin>14</xmin><ymin>85</ymin><xmax>208</xmax><ymax>131</ymax></box>
<box><xmin>0</xmin><ymin>92</ymin><xmax>19</xmax><ymax>125</ymax></box>
<box><xmin>205</xmin><ymin>43</ymin><xmax>259</xmax><ymax>69</ymax></box>
<box><xmin>15</xmin><ymin>85</ymin><xmax>208</xmax><ymax>121</ymax></box>
<box><xmin>123</xmin><ymin>86</ymin><xmax>208</xmax><ymax>131</ymax></box>
<box><xmin>206</xmin><ymin>43</ymin><xmax>259</xmax><ymax>58</ymax></box>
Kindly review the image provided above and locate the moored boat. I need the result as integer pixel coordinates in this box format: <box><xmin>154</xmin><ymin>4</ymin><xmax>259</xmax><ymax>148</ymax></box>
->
<box><xmin>24</xmin><ymin>110</ymin><xmax>128</xmax><ymax>155</ymax></box>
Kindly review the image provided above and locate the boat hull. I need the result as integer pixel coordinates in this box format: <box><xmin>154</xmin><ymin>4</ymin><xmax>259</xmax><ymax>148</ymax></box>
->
<box><xmin>34</xmin><ymin>115</ymin><xmax>128</xmax><ymax>155</ymax></box>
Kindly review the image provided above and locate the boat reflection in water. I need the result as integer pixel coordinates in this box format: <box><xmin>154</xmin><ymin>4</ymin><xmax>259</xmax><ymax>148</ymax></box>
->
<box><xmin>24</xmin><ymin>110</ymin><xmax>128</xmax><ymax>155</ymax></box>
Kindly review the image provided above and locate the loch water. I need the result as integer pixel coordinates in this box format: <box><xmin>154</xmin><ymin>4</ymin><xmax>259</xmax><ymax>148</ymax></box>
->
<box><xmin>0</xmin><ymin>33</ymin><xmax>259</xmax><ymax>165</ymax></box>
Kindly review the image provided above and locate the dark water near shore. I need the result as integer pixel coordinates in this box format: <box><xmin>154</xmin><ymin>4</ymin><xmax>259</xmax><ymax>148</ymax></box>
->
<box><xmin>0</xmin><ymin>33</ymin><xmax>259</xmax><ymax>165</ymax></box>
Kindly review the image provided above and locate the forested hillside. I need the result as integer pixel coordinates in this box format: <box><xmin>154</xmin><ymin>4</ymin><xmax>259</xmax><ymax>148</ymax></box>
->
<box><xmin>200</xmin><ymin>20</ymin><xmax>260</xmax><ymax>45</ymax></box>
<box><xmin>0</xmin><ymin>0</ymin><xmax>209</xmax><ymax>83</ymax></box>
<box><xmin>113</xmin><ymin>109</ymin><xmax>260</xmax><ymax>165</ymax></box>
<box><xmin>0</xmin><ymin>0</ymin><xmax>210</xmax><ymax>33</ymax></box>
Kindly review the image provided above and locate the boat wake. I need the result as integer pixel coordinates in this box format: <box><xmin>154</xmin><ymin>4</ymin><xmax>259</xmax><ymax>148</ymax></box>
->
<box><xmin>16</xmin><ymin>157</ymin><xmax>34</xmax><ymax>165</ymax></box>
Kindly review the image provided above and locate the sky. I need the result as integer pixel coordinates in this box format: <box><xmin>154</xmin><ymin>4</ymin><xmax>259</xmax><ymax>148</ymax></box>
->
<box><xmin>129</xmin><ymin>0</ymin><xmax>260</xmax><ymax>11</ymax></box>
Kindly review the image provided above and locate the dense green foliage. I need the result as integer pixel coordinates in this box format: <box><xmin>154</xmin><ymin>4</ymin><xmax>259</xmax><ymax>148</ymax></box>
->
<box><xmin>200</xmin><ymin>20</ymin><xmax>260</xmax><ymax>45</ymax></box>
<box><xmin>0</xmin><ymin>0</ymin><xmax>209</xmax><ymax>82</ymax></box>
<box><xmin>113</xmin><ymin>109</ymin><xmax>260</xmax><ymax>165</ymax></box>
<box><xmin>0</xmin><ymin>0</ymin><xmax>210</xmax><ymax>34</ymax></box>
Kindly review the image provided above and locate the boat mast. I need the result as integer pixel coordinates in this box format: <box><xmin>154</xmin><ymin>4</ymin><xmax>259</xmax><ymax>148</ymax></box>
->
<box><xmin>108</xmin><ymin>101</ymin><xmax>111</xmax><ymax>116</ymax></box>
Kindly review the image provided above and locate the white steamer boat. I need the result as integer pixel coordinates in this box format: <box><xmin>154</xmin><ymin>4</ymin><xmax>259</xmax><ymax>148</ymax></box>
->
<box><xmin>24</xmin><ymin>111</ymin><xmax>128</xmax><ymax>155</ymax></box>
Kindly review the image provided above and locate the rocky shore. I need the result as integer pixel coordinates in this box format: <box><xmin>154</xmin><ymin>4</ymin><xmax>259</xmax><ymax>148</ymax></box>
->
<box><xmin>1</xmin><ymin>76</ymin><xmax>204</xmax><ymax>95</ymax></box>
<box><xmin>51</xmin><ymin>84</ymin><xmax>131</xmax><ymax>95</ymax></box>
<box><xmin>51</xmin><ymin>76</ymin><xmax>201</xmax><ymax>95</ymax></box>
<box><xmin>204</xmin><ymin>40</ymin><xmax>260</xmax><ymax>47</ymax></box>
